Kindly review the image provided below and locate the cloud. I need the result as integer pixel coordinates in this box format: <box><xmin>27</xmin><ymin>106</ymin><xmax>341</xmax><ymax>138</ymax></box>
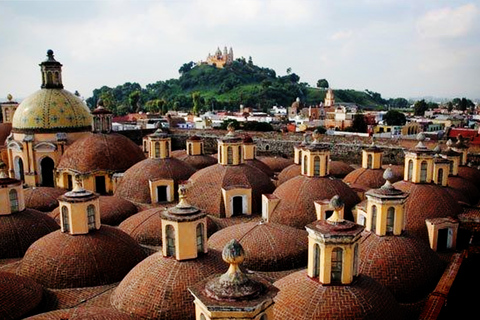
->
<box><xmin>331</xmin><ymin>30</ymin><xmax>353</xmax><ymax>40</ymax></box>
<box><xmin>417</xmin><ymin>3</ymin><xmax>479</xmax><ymax>39</ymax></box>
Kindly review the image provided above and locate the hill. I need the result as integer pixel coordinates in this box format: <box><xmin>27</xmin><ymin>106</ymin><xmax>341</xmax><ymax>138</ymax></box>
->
<box><xmin>85</xmin><ymin>58</ymin><xmax>390</xmax><ymax>116</ymax></box>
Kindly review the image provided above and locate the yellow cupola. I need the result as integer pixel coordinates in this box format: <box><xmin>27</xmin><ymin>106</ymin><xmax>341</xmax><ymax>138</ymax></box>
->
<box><xmin>403</xmin><ymin>132</ymin><xmax>434</xmax><ymax>183</ymax></box>
<box><xmin>91</xmin><ymin>99</ymin><xmax>113</xmax><ymax>134</ymax></box>
<box><xmin>364</xmin><ymin>167</ymin><xmax>408</xmax><ymax>236</ymax></box>
<box><xmin>0</xmin><ymin>161</ymin><xmax>25</xmax><ymax>215</ymax></box>
<box><xmin>1</xmin><ymin>94</ymin><xmax>19</xmax><ymax>124</ymax></box>
<box><xmin>58</xmin><ymin>176</ymin><xmax>100</xmax><ymax>235</ymax></box>
<box><xmin>306</xmin><ymin>195</ymin><xmax>364</xmax><ymax>285</ymax></box>
<box><xmin>362</xmin><ymin>141</ymin><xmax>383</xmax><ymax>169</ymax></box>
<box><xmin>186</xmin><ymin>135</ymin><xmax>205</xmax><ymax>156</ymax></box>
<box><xmin>161</xmin><ymin>183</ymin><xmax>207</xmax><ymax>260</ymax></box>
<box><xmin>217</xmin><ymin>123</ymin><xmax>243</xmax><ymax>166</ymax></box>
<box><xmin>146</xmin><ymin>129</ymin><xmax>171</xmax><ymax>159</ymax></box>
<box><xmin>432</xmin><ymin>145</ymin><xmax>450</xmax><ymax>187</ymax></box>
<box><xmin>441</xmin><ymin>140</ymin><xmax>462</xmax><ymax>175</ymax></box>
<box><xmin>301</xmin><ymin>129</ymin><xmax>330</xmax><ymax>177</ymax></box>
<box><xmin>451</xmin><ymin>134</ymin><xmax>469</xmax><ymax>166</ymax></box>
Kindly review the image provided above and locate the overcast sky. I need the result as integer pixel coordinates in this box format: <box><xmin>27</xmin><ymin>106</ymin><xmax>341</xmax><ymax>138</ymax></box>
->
<box><xmin>1</xmin><ymin>0</ymin><xmax>479</xmax><ymax>103</ymax></box>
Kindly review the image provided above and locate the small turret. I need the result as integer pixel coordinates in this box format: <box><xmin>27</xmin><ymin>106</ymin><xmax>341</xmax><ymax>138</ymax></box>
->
<box><xmin>40</xmin><ymin>49</ymin><xmax>64</xmax><ymax>89</ymax></box>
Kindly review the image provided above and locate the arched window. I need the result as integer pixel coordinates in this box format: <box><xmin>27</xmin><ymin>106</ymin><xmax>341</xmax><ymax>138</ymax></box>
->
<box><xmin>188</xmin><ymin>142</ymin><xmax>192</xmax><ymax>155</ymax></box>
<box><xmin>154</xmin><ymin>142</ymin><xmax>160</xmax><ymax>158</ymax></box>
<box><xmin>238</xmin><ymin>145</ymin><xmax>242</xmax><ymax>161</ymax></box>
<box><xmin>9</xmin><ymin>189</ymin><xmax>19</xmax><ymax>212</ymax></box>
<box><xmin>331</xmin><ymin>247</ymin><xmax>343</xmax><ymax>283</ymax></box>
<box><xmin>387</xmin><ymin>207</ymin><xmax>395</xmax><ymax>233</ymax></box>
<box><xmin>408</xmin><ymin>160</ymin><xmax>413</xmax><ymax>181</ymax></box>
<box><xmin>303</xmin><ymin>155</ymin><xmax>308</xmax><ymax>175</ymax></box>
<box><xmin>165</xmin><ymin>140</ymin><xmax>170</xmax><ymax>157</ymax></box>
<box><xmin>260</xmin><ymin>314</ymin><xmax>268</xmax><ymax>320</ymax></box>
<box><xmin>438</xmin><ymin>168</ymin><xmax>444</xmax><ymax>185</ymax></box>
<box><xmin>166</xmin><ymin>225</ymin><xmax>176</xmax><ymax>257</ymax></box>
<box><xmin>367</xmin><ymin>154</ymin><xmax>373</xmax><ymax>169</ymax></box>
<box><xmin>61</xmin><ymin>206</ymin><xmax>70</xmax><ymax>232</ymax></box>
<box><xmin>353</xmin><ymin>244</ymin><xmax>359</xmax><ymax>276</ymax></box>
<box><xmin>371</xmin><ymin>205</ymin><xmax>377</xmax><ymax>233</ymax></box>
<box><xmin>420</xmin><ymin>161</ymin><xmax>428</xmax><ymax>182</ymax></box>
<box><xmin>196</xmin><ymin>223</ymin><xmax>204</xmax><ymax>253</ymax></box>
<box><xmin>87</xmin><ymin>205</ymin><xmax>96</xmax><ymax>230</ymax></box>
<box><xmin>227</xmin><ymin>146</ymin><xmax>233</xmax><ymax>165</ymax></box>
<box><xmin>314</xmin><ymin>156</ymin><xmax>321</xmax><ymax>176</ymax></box>
<box><xmin>313</xmin><ymin>243</ymin><xmax>320</xmax><ymax>278</ymax></box>
<box><xmin>449</xmin><ymin>161</ymin><xmax>454</xmax><ymax>175</ymax></box>
<box><xmin>201</xmin><ymin>143</ymin><xmax>205</xmax><ymax>155</ymax></box>
<box><xmin>200</xmin><ymin>314</ymin><xmax>207</xmax><ymax>320</ymax></box>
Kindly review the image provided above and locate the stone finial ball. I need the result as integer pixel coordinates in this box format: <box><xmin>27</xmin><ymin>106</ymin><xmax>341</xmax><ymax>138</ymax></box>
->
<box><xmin>329</xmin><ymin>195</ymin><xmax>344</xmax><ymax>210</ymax></box>
<box><xmin>383</xmin><ymin>166</ymin><xmax>394</xmax><ymax>181</ymax></box>
<box><xmin>416</xmin><ymin>132</ymin><xmax>425</xmax><ymax>141</ymax></box>
<box><xmin>222</xmin><ymin>239</ymin><xmax>245</xmax><ymax>265</ymax></box>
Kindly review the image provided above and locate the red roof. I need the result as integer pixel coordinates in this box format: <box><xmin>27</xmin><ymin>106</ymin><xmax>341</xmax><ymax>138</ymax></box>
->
<box><xmin>447</xmin><ymin>128</ymin><xmax>480</xmax><ymax>145</ymax></box>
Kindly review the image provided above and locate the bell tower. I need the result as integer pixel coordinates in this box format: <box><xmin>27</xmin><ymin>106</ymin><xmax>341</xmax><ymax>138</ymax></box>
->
<box><xmin>91</xmin><ymin>99</ymin><xmax>113</xmax><ymax>134</ymax></box>
<box><xmin>40</xmin><ymin>49</ymin><xmax>64</xmax><ymax>89</ymax></box>
<box><xmin>306</xmin><ymin>195</ymin><xmax>364</xmax><ymax>284</ymax></box>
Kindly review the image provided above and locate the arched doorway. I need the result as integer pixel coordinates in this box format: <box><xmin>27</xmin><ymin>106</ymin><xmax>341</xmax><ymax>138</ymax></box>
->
<box><xmin>40</xmin><ymin>157</ymin><xmax>55</xmax><ymax>187</ymax></box>
<box><xmin>14</xmin><ymin>157</ymin><xmax>24</xmax><ymax>181</ymax></box>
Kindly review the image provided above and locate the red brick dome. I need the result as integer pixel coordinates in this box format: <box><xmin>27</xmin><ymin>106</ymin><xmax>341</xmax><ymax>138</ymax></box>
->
<box><xmin>458</xmin><ymin>166</ymin><xmax>480</xmax><ymax>189</ymax></box>
<box><xmin>344</xmin><ymin>168</ymin><xmax>388</xmax><ymax>190</ymax></box>
<box><xmin>258</xmin><ymin>156</ymin><xmax>293</xmax><ymax>173</ymax></box>
<box><xmin>277</xmin><ymin>163</ymin><xmax>300</xmax><ymax>185</ymax></box>
<box><xmin>24</xmin><ymin>187</ymin><xmax>66</xmax><ymax>212</ymax></box>
<box><xmin>0</xmin><ymin>209</ymin><xmax>59</xmax><ymax>259</ymax></box>
<box><xmin>114</xmin><ymin>158</ymin><xmax>196</xmax><ymax>204</ymax></box>
<box><xmin>118</xmin><ymin>207</ymin><xmax>164</xmax><ymax>246</ymax></box>
<box><xmin>274</xmin><ymin>271</ymin><xmax>402</xmax><ymax>320</ymax></box>
<box><xmin>24</xmin><ymin>307</ymin><xmax>136</xmax><ymax>320</ymax></box>
<box><xmin>57</xmin><ymin>133</ymin><xmax>145</xmax><ymax>173</ymax></box>
<box><xmin>186</xmin><ymin>163</ymin><xmax>275</xmax><ymax>217</ymax></box>
<box><xmin>207</xmin><ymin>221</ymin><xmax>308</xmax><ymax>272</ymax></box>
<box><xmin>111</xmin><ymin>251</ymin><xmax>226</xmax><ymax>320</ymax></box>
<box><xmin>270</xmin><ymin>175</ymin><xmax>360</xmax><ymax>229</ymax></box>
<box><xmin>393</xmin><ymin>181</ymin><xmax>463</xmax><ymax>242</ymax></box>
<box><xmin>17</xmin><ymin>226</ymin><xmax>147</xmax><ymax>289</ymax></box>
<box><xmin>176</xmin><ymin>153</ymin><xmax>217</xmax><ymax>170</ymax></box>
<box><xmin>330</xmin><ymin>160</ymin><xmax>355</xmax><ymax>178</ymax></box>
<box><xmin>50</xmin><ymin>195</ymin><xmax>138</xmax><ymax>226</ymax></box>
<box><xmin>360</xmin><ymin>231</ymin><xmax>445</xmax><ymax>304</ymax></box>
<box><xmin>0</xmin><ymin>272</ymin><xmax>44</xmax><ymax>320</ymax></box>
<box><xmin>447</xmin><ymin>176</ymin><xmax>480</xmax><ymax>206</ymax></box>
<box><xmin>245</xmin><ymin>158</ymin><xmax>275</xmax><ymax>177</ymax></box>
<box><xmin>0</xmin><ymin>122</ymin><xmax>12</xmax><ymax>145</ymax></box>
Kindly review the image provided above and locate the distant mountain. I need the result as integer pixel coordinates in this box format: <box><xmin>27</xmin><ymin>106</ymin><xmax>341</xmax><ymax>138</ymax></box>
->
<box><xmin>86</xmin><ymin>58</ymin><xmax>387</xmax><ymax>116</ymax></box>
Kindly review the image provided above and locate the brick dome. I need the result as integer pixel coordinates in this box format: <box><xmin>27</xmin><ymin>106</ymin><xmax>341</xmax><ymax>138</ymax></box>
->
<box><xmin>447</xmin><ymin>176</ymin><xmax>480</xmax><ymax>206</ymax></box>
<box><xmin>57</xmin><ymin>133</ymin><xmax>145</xmax><ymax>173</ymax></box>
<box><xmin>245</xmin><ymin>158</ymin><xmax>275</xmax><ymax>177</ymax></box>
<box><xmin>258</xmin><ymin>156</ymin><xmax>294</xmax><ymax>173</ymax></box>
<box><xmin>393</xmin><ymin>181</ymin><xmax>463</xmax><ymax>242</ymax></box>
<box><xmin>24</xmin><ymin>307</ymin><xmax>136</xmax><ymax>320</ymax></box>
<box><xmin>458</xmin><ymin>166</ymin><xmax>480</xmax><ymax>189</ymax></box>
<box><xmin>207</xmin><ymin>221</ymin><xmax>308</xmax><ymax>272</ymax></box>
<box><xmin>186</xmin><ymin>163</ymin><xmax>275</xmax><ymax>217</ymax></box>
<box><xmin>0</xmin><ymin>272</ymin><xmax>44</xmax><ymax>320</ymax></box>
<box><xmin>0</xmin><ymin>208</ymin><xmax>59</xmax><ymax>259</ymax></box>
<box><xmin>176</xmin><ymin>153</ymin><xmax>217</xmax><ymax>170</ymax></box>
<box><xmin>277</xmin><ymin>163</ymin><xmax>300</xmax><ymax>185</ymax></box>
<box><xmin>344</xmin><ymin>168</ymin><xmax>388</xmax><ymax>190</ymax></box>
<box><xmin>360</xmin><ymin>231</ymin><xmax>445</xmax><ymax>304</ymax></box>
<box><xmin>274</xmin><ymin>271</ymin><xmax>402</xmax><ymax>320</ymax></box>
<box><xmin>114</xmin><ymin>158</ymin><xmax>196</xmax><ymax>204</ymax></box>
<box><xmin>118</xmin><ymin>207</ymin><xmax>164</xmax><ymax>246</ymax></box>
<box><xmin>111</xmin><ymin>250</ymin><xmax>226</xmax><ymax>320</ymax></box>
<box><xmin>278</xmin><ymin>161</ymin><xmax>355</xmax><ymax>186</ymax></box>
<box><xmin>270</xmin><ymin>175</ymin><xmax>360</xmax><ymax>229</ymax></box>
<box><xmin>24</xmin><ymin>187</ymin><xmax>66</xmax><ymax>212</ymax></box>
<box><xmin>0</xmin><ymin>122</ymin><xmax>12</xmax><ymax>145</ymax></box>
<box><xmin>50</xmin><ymin>195</ymin><xmax>138</xmax><ymax>226</ymax></box>
<box><xmin>17</xmin><ymin>226</ymin><xmax>147</xmax><ymax>289</ymax></box>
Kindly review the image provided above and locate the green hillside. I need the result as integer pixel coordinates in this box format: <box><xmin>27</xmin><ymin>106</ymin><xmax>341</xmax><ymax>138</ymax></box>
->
<box><xmin>86</xmin><ymin>58</ymin><xmax>390</xmax><ymax>116</ymax></box>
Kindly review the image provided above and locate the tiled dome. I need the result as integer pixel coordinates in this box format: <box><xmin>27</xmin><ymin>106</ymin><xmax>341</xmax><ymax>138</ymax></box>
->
<box><xmin>447</xmin><ymin>176</ymin><xmax>480</xmax><ymax>206</ymax></box>
<box><xmin>110</xmin><ymin>250</ymin><xmax>226</xmax><ymax>320</ymax></box>
<box><xmin>114</xmin><ymin>158</ymin><xmax>196</xmax><ymax>204</ymax></box>
<box><xmin>245</xmin><ymin>159</ymin><xmax>275</xmax><ymax>177</ymax></box>
<box><xmin>360</xmin><ymin>231</ymin><xmax>445</xmax><ymax>304</ymax></box>
<box><xmin>24</xmin><ymin>307</ymin><xmax>136</xmax><ymax>320</ymax></box>
<box><xmin>57</xmin><ymin>133</ymin><xmax>145</xmax><ymax>173</ymax></box>
<box><xmin>17</xmin><ymin>226</ymin><xmax>147</xmax><ymax>289</ymax></box>
<box><xmin>50</xmin><ymin>195</ymin><xmax>138</xmax><ymax>226</ymax></box>
<box><xmin>277</xmin><ymin>163</ymin><xmax>300</xmax><ymax>185</ymax></box>
<box><xmin>186</xmin><ymin>163</ymin><xmax>275</xmax><ymax>217</ymax></box>
<box><xmin>343</xmin><ymin>168</ymin><xmax>388</xmax><ymax>190</ymax></box>
<box><xmin>0</xmin><ymin>208</ymin><xmax>59</xmax><ymax>259</ymax></box>
<box><xmin>0</xmin><ymin>122</ymin><xmax>12</xmax><ymax>145</ymax></box>
<box><xmin>207</xmin><ymin>221</ymin><xmax>308</xmax><ymax>272</ymax></box>
<box><xmin>278</xmin><ymin>161</ymin><xmax>355</xmax><ymax>186</ymax></box>
<box><xmin>12</xmin><ymin>89</ymin><xmax>91</xmax><ymax>133</ymax></box>
<box><xmin>24</xmin><ymin>187</ymin><xmax>66</xmax><ymax>212</ymax></box>
<box><xmin>274</xmin><ymin>270</ymin><xmax>402</xmax><ymax>320</ymax></box>
<box><xmin>270</xmin><ymin>175</ymin><xmax>360</xmax><ymax>229</ymax></box>
<box><xmin>258</xmin><ymin>156</ymin><xmax>294</xmax><ymax>173</ymax></box>
<box><xmin>118</xmin><ymin>207</ymin><xmax>164</xmax><ymax>246</ymax></box>
<box><xmin>0</xmin><ymin>272</ymin><xmax>44</xmax><ymax>320</ymax></box>
<box><xmin>176</xmin><ymin>153</ymin><xmax>217</xmax><ymax>170</ymax></box>
<box><xmin>393</xmin><ymin>181</ymin><xmax>463</xmax><ymax>242</ymax></box>
<box><xmin>458</xmin><ymin>166</ymin><xmax>480</xmax><ymax>189</ymax></box>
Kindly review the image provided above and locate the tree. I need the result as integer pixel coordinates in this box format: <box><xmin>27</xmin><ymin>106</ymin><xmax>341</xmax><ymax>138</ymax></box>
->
<box><xmin>383</xmin><ymin>110</ymin><xmax>406</xmax><ymax>126</ymax></box>
<box><xmin>388</xmin><ymin>97</ymin><xmax>409</xmax><ymax>109</ymax></box>
<box><xmin>178</xmin><ymin>61</ymin><xmax>195</xmax><ymax>75</ymax></box>
<box><xmin>348</xmin><ymin>111</ymin><xmax>368</xmax><ymax>133</ymax></box>
<box><xmin>128</xmin><ymin>91</ymin><xmax>141</xmax><ymax>113</ymax></box>
<box><xmin>191</xmin><ymin>91</ymin><xmax>202</xmax><ymax>115</ymax></box>
<box><xmin>286</xmin><ymin>67</ymin><xmax>292</xmax><ymax>75</ymax></box>
<box><xmin>413</xmin><ymin>99</ymin><xmax>428</xmax><ymax>116</ymax></box>
<box><xmin>316</xmin><ymin>79</ymin><xmax>329</xmax><ymax>89</ymax></box>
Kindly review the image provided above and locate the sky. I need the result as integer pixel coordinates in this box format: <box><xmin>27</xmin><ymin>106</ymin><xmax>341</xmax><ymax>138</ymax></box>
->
<box><xmin>0</xmin><ymin>0</ymin><xmax>479</xmax><ymax>103</ymax></box>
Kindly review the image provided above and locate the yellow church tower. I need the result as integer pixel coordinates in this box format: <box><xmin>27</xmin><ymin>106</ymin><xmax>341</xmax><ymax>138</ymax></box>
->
<box><xmin>306</xmin><ymin>195</ymin><xmax>364</xmax><ymax>284</ymax></box>
<box><xmin>301</xmin><ymin>129</ymin><xmax>330</xmax><ymax>177</ymax></box>
<box><xmin>145</xmin><ymin>128</ymin><xmax>172</xmax><ymax>159</ymax></box>
<box><xmin>217</xmin><ymin>123</ymin><xmax>243</xmax><ymax>166</ymax></box>
<box><xmin>189</xmin><ymin>239</ymin><xmax>278</xmax><ymax>320</ymax></box>
<box><xmin>404</xmin><ymin>133</ymin><xmax>434</xmax><ymax>183</ymax></box>
<box><xmin>186</xmin><ymin>135</ymin><xmax>205</xmax><ymax>156</ymax></box>
<box><xmin>324</xmin><ymin>88</ymin><xmax>335</xmax><ymax>107</ymax></box>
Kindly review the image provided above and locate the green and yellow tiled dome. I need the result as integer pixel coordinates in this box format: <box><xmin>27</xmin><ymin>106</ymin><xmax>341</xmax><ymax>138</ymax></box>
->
<box><xmin>12</xmin><ymin>89</ymin><xmax>92</xmax><ymax>133</ymax></box>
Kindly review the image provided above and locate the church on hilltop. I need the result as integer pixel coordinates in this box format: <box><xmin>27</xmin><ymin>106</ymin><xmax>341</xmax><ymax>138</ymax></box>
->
<box><xmin>199</xmin><ymin>46</ymin><xmax>234</xmax><ymax>68</ymax></box>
